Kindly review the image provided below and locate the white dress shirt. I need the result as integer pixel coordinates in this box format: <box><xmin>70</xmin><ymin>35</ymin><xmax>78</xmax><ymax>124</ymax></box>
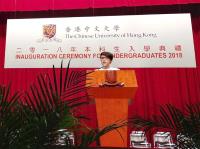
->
<box><xmin>97</xmin><ymin>67</ymin><xmax>120</xmax><ymax>70</ymax></box>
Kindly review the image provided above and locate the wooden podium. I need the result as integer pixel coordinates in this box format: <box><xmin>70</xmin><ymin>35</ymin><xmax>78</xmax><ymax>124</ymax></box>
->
<box><xmin>86</xmin><ymin>70</ymin><xmax>138</xmax><ymax>147</ymax></box>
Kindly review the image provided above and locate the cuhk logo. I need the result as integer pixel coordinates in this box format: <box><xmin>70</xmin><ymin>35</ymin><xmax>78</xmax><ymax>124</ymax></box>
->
<box><xmin>37</xmin><ymin>24</ymin><xmax>62</xmax><ymax>42</ymax></box>
<box><xmin>43</xmin><ymin>24</ymin><xmax>56</xmax><ymax>39</ymax></box>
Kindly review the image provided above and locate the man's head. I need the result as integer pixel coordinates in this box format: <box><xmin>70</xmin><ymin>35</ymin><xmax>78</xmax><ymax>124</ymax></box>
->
<box><xmin>100</xmin><ymin>52</ymin><xmax>113</xmax><ymax>68</ymax></box>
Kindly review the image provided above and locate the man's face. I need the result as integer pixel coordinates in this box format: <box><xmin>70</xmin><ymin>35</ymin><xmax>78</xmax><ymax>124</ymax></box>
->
<box><xmin>100</xmin><ymin>55</ymin><xmax>112</xmax><ymax>68</ymax></box>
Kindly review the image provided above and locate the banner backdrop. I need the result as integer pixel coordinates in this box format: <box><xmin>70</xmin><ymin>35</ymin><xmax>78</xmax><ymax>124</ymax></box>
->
<box><xmin>5</xmin><ymin>13</ymin><xmax>196</xmax><ymax>68</ymax></box>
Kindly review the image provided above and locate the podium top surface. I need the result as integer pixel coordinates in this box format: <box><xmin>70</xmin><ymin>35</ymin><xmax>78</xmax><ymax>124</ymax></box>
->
<box><xmin>86</xmin><ymin>70</ymin><xmax>138</xmax><ymax>98</ymax></box>
<box><xmin>86</xmin><ymin>70</ymin><xmax>138</xmax><ymax>88</ymax></box>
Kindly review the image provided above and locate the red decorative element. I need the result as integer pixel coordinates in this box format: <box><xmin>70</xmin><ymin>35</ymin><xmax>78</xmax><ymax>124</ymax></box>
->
<box><xmin>105</xmin><ymin>70</ymin><xmax>117</xmax><ymax>83</ymax></box>
<box><xmin>1</xmin><ymin>0</ymin><xmax>200</xmax><ymax>12</ymax></box>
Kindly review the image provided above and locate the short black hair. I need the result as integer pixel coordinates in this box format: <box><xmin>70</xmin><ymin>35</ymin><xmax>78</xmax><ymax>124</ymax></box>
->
<box><xmin>100</xmin><ymin>52</ymin><xmax>113</xmax><ymax>61</ymax></box>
